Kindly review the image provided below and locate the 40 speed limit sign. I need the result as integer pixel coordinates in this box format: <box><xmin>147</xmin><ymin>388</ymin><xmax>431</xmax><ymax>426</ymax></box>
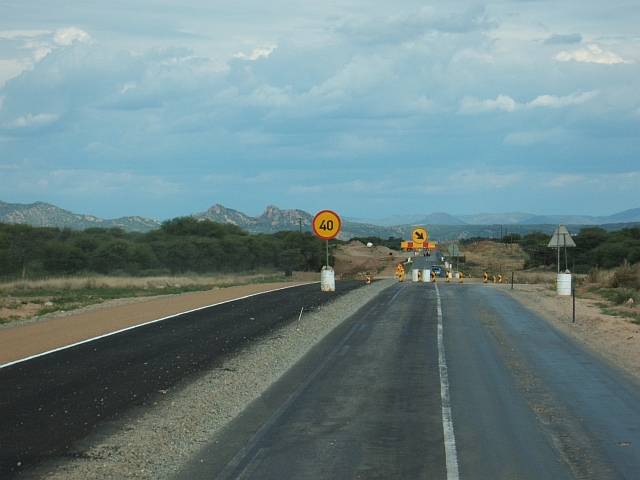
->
<box><xmin>312</xmin><ymin>210</ymin><xmax>341</xmax><ymax>240</ymax></box>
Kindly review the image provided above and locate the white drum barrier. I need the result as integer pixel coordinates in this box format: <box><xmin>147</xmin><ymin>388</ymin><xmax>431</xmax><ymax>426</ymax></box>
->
<box><xmin>557</xmin><ymin>273</ymin><xmax>571</xmax><ymax>296</ymax></box>
<box><xmin>422</xmin><ymin>269</ymin><xmax>431</xmax><ymax>282</ymax></box>
<box><xmin>321</xmin><ymin>267</ymin><xmax>335</xmax><ymax>291</ymax></box>
<box><xmin>412</xmin><ymin>269</ymin><xmax>420</xmax><ymax>282</ymax></box>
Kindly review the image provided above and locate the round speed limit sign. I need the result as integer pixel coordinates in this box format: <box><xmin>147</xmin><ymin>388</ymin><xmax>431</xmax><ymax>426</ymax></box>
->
<box><xmin>312</xmin><ymin>210</ymin><xmax>341</xmax><ymax>240</ymax></box>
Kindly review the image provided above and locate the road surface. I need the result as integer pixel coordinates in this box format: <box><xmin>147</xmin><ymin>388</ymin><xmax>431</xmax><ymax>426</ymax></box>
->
<box><xmin>0</xmin><ymin>281</ymin><xmax>364</xmax><ymax>478</ymax></box>
<box><xmin>179</xmin><ymin>281</ymin><xmax>640</xmax><ymax>479</ymax></box>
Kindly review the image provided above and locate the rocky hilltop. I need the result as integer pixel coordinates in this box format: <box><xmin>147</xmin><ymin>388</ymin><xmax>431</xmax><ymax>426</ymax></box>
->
<box><xmin>193</xmin><ymin>204</ymin><xmax>314</xmax><ymax>234</ymax></box>
<box><xmin>0</xmin><ymin>201</ymin><xmax>161</xmax><ymax>232</ymax></box>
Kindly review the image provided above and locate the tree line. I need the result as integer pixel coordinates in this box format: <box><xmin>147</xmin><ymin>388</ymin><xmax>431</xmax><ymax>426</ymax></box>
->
<box><xmin>0</xmin><ymin>217</ymin><xmax>333</xmax><ymax>279</ymax></box>
<box><xmin>518</xmin><ymin>227</ymin><xmax>640</xmax><ymax>272</ymax></box>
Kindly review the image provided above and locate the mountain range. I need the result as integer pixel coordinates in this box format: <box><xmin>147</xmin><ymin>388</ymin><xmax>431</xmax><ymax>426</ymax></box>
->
<box><xmin>346</xmin><ymin>209</ymin><xmax>640</xmax><ymax>227</ymax></box>
<box><xmin>1</xmin><ymin>200</ymin><xmax>639</xmax><ymax>241</ymax></box>
<box><xmin>0</xmin><ymin>200</ymin><xmax>161</xmax><ymax>232</ymax></box>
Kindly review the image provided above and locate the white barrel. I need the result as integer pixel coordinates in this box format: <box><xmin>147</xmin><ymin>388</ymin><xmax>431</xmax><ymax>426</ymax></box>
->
<box><xmin>321</xmin><ymin>267</ymin><xmax>335</xmax><ymax>292</ymax></box>
<box><xmin>422</xmin><ymin>269</ymin><xmax>431</xmax><ymax>282</ymax></box>
<box><xmin>412</xmin><ymin>269</ymin><xmax>420</xmax><ymax>282</ymax></box>
<box><xmin>557</xmin><ymin>273</ymin><xmax>571</xmax><ymax>296</ymax></box>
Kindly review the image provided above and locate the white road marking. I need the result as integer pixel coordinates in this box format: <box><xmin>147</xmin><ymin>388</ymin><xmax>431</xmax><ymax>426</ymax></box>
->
<box><xmin>435</xmin><ymin>283</ymin><xmax>460</xmax><ymax>480</ymax></box>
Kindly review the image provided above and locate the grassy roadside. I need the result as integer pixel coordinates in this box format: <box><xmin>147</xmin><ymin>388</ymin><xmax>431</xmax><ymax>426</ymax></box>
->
<box><xmin>0</xmin><ymin>272</ymin><xmax>318</xmax><ymax>324</ymax></box>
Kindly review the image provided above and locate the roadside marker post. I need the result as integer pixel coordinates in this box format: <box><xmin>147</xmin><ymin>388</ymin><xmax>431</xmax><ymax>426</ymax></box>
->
<box><xmin>312</xmin><ymin>210</ymin><xmax>341</xmax><ymax>292</ymax></box>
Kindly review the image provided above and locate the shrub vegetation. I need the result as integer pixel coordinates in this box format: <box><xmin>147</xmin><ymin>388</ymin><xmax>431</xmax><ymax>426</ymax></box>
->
<box><xmin>0</xmin><ymin>218</ymin><xmax>333</xmax><ymax>280</ymax></box>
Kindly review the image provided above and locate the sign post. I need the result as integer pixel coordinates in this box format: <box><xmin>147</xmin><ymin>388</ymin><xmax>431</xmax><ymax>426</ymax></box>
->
<box><xmin>448</xmin><ymin>244</ymin><xmax>461</xmax><ymax>271</ymax></box>
<box><xmin>548</xmin><ymin>223</ymin><xmax>576</xmax><ymax>296</ymax></box>
<box><xmin>313</xmin><ymin>210</ymin><xmax>342</xmax><ymax>291</ymax></box>
<box><xmin>313</xmin><ymin>210</ymin><xmax>341</xmax><ymax>265</ymax></box>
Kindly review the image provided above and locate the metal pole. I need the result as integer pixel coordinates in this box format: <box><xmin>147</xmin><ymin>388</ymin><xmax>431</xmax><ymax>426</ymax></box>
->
<box><xmin>326</xmin><ymin>240</ymin><xmax>329</xmax><ymax>267</ymax></box>
<box><xmin>511</xmin><ymin>271</ymin><xmax>514</xmax><ymax>290</ymax></box>
<box><xmin>572</xmin><ymin>287</ymin><xmax>576</xmax><ymax>323</ymax></box>
<box><xmin>564</xmin><ymin>234</ymin><xmax>568</xmax><ymax>272</ymax></box>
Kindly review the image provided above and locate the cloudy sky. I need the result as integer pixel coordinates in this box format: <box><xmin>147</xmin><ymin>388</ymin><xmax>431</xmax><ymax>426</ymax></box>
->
<box><xmin>1</xmin><ymin>0</ymin><xmax>638</xmax><ymax>221</ymax></box>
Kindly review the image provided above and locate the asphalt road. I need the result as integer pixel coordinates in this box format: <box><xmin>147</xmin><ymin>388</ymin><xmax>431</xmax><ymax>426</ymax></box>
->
<box><xmin>179</xmin><ymin>282</ymin><xmax>640</xmax><ymax>479</ymax></box>
<box><xmin>0</xmin><ymin>281</ymin><xmax>364</xmax><ymax>478</ymax></box>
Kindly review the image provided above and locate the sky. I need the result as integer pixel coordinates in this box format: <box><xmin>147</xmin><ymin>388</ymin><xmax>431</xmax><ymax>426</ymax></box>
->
<box><xmin>1</xmin><ymin>0</ymin><xmax>639</xmax><ymax>221</ymax></box>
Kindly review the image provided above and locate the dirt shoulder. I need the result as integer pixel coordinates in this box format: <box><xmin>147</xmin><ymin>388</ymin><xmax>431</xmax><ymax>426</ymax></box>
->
<box><xmin>333</xmin><ymin>241</ymin><xmax>408</xmax><ymax>278</ymax></box>
<box><xmin>504</xmin><ymin>283</ymin><xmax>640</xmax><ymax>379</ymax></box>
<box><xmin>4</xmin><ymin>274</ymin><xmax>639</xmax><ymax>385</ymax></box>
<box><xmin>0</xmin><ymin>281</ymin><xmax>312</xmax><ymax>366</ymax></box>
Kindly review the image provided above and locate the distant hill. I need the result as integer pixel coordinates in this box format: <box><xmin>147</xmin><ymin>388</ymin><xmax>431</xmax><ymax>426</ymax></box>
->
<box><xmin>194</xmin><ymin>204</ymin><xmax>314</xmax><ymax>234</ymax></box>
<box><xmin>350</xmin><ymin>209</ymin><xmax>640</xmax><ymax>226</ymax></box>
<box><xmin>0</xmin><ymin>200</ymin><xmax>161</xmax><ymax>232</ymax></box>
<box><xmin>516</xmin><ymin>209</ymin><xmax>640</xmax><ymax>225</ymax></box>
<box><xmin>193</xmin><ymin>204</ymin><xmax>405</xmax><ymax>240</ymax></box>
<box><xmin>1</xmin><ymin>200</ymin><xmax>638</xmax><ymax>241</ymax></box>
<box><xmin>606</xmin><ymin>208</ymin><xmax>640</xmax><ymax>223</ymax></box>
<box><xmin>417</xmin><ymin>212</ymin><xmax>467</xmax><ymax>225</ymax></box>
<box><xmin>343</xmin><ymin>213</ymin><xmax>426</xmax><ymax>227</ymax></box>
<box><xmin>454</xmin><ymin>212</ymin><xmax>537</xmax><ymax>225</ymax></box>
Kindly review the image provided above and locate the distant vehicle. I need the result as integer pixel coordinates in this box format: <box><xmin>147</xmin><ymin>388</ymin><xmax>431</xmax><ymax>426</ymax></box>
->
<box><xmin>431</xmin><ymin>266</ymin><xmax>442</xmax><ymax>275</ymax></box>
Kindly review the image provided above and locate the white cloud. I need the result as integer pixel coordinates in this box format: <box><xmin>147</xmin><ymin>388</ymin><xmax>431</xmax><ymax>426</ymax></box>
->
<box><xmin>233</xmin><ymin>46</ymin><xmax>276</xmax><ymax>60</ymax></box>
<box><xmin>203</xmin><ymin>172</ymin><xmax>275</xmax><ymax>184</ymax></box>
<box><xmin>53</xmin><ymin>27</ymin><xmax>92</xmax><ymax>46</ymax></box>
<box><xmin>4</xmin><ymin>113</ymin><xmax>59</xmax><ymax>128</ymax></box>
<box><xmin>289</xmin><ymin>179</ymin><xmax>391</xmax><ymax>195</ymax></box>
<box><xmin>554</xmin><ymin>44</ymin><xmax>633</xmax><ymax>65</ymax></box>
<box><xmin>119</xmin><ymin>82</ymin><xmax>136</xmax><ymax>93</ymax></box>
<box><xmin>0</xmin><ymin>58</ymin><xmax>26</xmax><ymax>86</ymax></box>
<box><xmin>0</xmin><ymin>30</ymin><xmax>52</xmax><ymax>40</ymax></box>
<box><xmin>526</xmin><ymin>91</ymin><xmax>598</xmax><ymax>108</ymax></box>
<box><xmin>44</xmin><ymin>169</ymin><xmax>181</xmax><ymax>196</ymax></box>
<box><xmin>460</xmin><ymin>91</ymin><xmax>598</xmax><ymax>114</ymax></box>
<box><xmin>449</xmin><ymin>169</ymin><xmax>522</xmax><ymax>189</ymax></box>
<box><xmin>503</xmin><ymin>127</ymin><xmax>567</xmax><ymax>146</ymax></box>
<box><xmin>458</xmin><ymin>94</ymin><xmax>517</xmax><ymax>114</ymax></box>
<box><xmin>543</xmin><ymin>174</ymin><xmax>584</xmax><ymax>187</ymax></box>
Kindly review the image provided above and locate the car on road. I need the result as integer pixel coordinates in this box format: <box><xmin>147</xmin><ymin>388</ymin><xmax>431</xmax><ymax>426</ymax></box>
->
<box><xmin>431</xmin><ymin>266</ymin><xmax>442</xmax><ymax>275</ymax></box>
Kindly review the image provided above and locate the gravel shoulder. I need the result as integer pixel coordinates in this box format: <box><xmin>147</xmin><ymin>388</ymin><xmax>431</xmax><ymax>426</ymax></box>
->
<box><xmin>21</xmin><ymin>279</ymin><xmax>395</xmax><ymax>479</ymax></box>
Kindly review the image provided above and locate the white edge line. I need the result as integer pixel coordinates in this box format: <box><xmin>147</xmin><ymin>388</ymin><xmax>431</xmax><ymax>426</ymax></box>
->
<box><xmin>435</xmin><ymin>283</ymin><xmax>460</xmax><ymax>480</ymax></box>
<box><xmin>0</xmin><ymin>283</ymin><xmax>316</xmax><ymax>370</ymax></box>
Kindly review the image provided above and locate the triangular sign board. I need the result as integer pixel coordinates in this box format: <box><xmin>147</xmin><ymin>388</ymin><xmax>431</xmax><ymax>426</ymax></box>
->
<box><xmin>548</xmin><ymin>223</ymin><xmax>576</xmax><ymax>248</ymax></box>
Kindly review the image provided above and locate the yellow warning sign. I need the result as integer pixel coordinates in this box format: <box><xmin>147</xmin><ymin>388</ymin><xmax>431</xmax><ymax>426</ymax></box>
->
<box><xmin>411</xmin><ymin>228</ymin><xmax>428</xmax><ymax>245</ymax></box>
<box><xmin>395</xmin><ymin>263</ymin><xmax>405</xmax><ymax>275</ymax></box>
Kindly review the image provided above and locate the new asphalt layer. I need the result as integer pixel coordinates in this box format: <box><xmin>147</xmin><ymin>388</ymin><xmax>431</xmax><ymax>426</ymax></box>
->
<box><xmin>0</xmin><ymin>281</ymin><xmax>364</xmax><ymax>478</ymax></box>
